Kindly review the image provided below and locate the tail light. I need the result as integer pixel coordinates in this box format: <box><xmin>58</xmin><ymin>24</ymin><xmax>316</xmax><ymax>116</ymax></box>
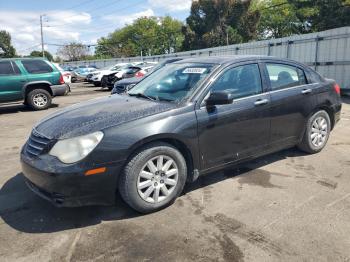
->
<box><xmin>334</xmin><ymin>83</ymin><xmax>341</xmax><ymax>96</ymax></box>
<box><xmin>135</xmin><ymin>71</ymin><xmax>145</xmax><ymax>78</ymax></box>
<box><xmin>59</xmin><ymin>74</ymin><xmax>65</xmax><ymax>84</ymax></box>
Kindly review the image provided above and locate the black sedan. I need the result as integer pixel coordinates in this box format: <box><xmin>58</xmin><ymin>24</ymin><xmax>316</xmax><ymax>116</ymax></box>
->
<box><xmin>21</xmin><ymin>56</ymin><xmax>342</xmax><ymax>213</ymax></box>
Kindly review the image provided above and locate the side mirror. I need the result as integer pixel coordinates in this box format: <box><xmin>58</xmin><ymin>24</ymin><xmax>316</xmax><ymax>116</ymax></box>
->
<box><xmin>206</xmin><ymin>91</ymin><xmax>233</xmax><ymax>107</ymax></box>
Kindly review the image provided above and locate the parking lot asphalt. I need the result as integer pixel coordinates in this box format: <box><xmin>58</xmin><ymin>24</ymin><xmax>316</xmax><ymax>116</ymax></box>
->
<box><xmin>0</xmin><ymin>83</ymin><xmax>349</xmax><ymax>262</ymax></box>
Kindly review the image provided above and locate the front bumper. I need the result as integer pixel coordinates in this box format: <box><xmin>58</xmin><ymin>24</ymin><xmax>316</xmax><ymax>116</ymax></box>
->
<box><xmin>51</xmin><ymin>84</ymin><xmax>69</xmax><ymax>96</ymax></box>
<box><xmin>21</xmin><ymin>154</ymin><xmax>124</xmax><ymax>207</ymax></box>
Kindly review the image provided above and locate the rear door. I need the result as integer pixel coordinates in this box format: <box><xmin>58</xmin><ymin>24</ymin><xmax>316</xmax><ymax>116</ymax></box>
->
<box><xmin>0</xmin><ymin>60</ymin><xmax>27</xmax><ymax>102</ymax></box>
<box><xmin>196</xmin><ymin>62</ymin><xmax>271</xmax><ymax>171</ymax></box>
<box><xmin>263</xmin><ymin>62</ymin><xmax>317</xmax><ymax>148</ymax></box>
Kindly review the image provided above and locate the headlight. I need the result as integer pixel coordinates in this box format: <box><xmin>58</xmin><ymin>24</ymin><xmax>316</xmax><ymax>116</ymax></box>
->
<box><xmin>49</xmin><ymin>131</ymin><xmax>104</xmax><ymax>164</ymax></box>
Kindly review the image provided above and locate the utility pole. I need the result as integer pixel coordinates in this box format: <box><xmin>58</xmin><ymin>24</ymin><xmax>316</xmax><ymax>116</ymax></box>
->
<box><xmin>40</xmin><ymin>15</ymin><xmax>45</xmax><ymax>58</ymax></box>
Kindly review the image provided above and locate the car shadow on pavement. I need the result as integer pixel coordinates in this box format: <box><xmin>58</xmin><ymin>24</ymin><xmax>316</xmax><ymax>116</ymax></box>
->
<box><xmin>0</xmin><ymin>147</ymin><xmax>305</xmax><ymax>234</ymax></box>
<box><xmin>183</xmin><ymin>147</ymin><xmax>306</xmax><ymax>193</ymax></box>
<box><xmin>0</xmin><ymin>103</ymin><xmax>59</xmax><ymax>115</ymax></box>
<box><xmin>0</xmin><ymin>174</ymin><xmax>140</xmax><ymax>233</ymax></box>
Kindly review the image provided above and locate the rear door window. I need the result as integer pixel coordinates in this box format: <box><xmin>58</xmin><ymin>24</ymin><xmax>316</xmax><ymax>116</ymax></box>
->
<box><xmin>0</xmin><ymin>61</ymin><xmax>16</xmax><ymax>75</ymax></box>
<box><xmin>266</xmin><ymin>63</ymin><xmax>306</xmax><ymax>90</ymax></box>
<box><xmin>21</xmin><ymin>60</ymin><xmax>53</xmax><ymax>74</ymax></box>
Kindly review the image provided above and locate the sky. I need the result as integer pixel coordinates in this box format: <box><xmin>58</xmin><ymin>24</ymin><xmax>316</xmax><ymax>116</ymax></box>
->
<box><xmin>0</xmin><ymin>0</ymin><xmax>192</xmax><ymax>56</ymax></box>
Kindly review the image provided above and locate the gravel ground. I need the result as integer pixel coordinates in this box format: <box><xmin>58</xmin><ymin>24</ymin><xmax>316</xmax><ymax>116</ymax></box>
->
<box><xmin>0</xmin><ymin>83</ymin><xmax>350</xmax><ymax>262</ymax></box>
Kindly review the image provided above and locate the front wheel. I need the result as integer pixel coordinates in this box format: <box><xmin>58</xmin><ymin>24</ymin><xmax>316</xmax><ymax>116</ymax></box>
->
<box><xmin>26</xmin><ymin>89</ymin><xmax>52</xmax><ymax>110</ymax></box>
<box><xmin>298</xmin><ymin>110</ymin><xmax>331</xmax><ymax>154</ymax></box>
<box><xmin>101</xmin><ymin>76</ymin><xmax>108</xmax><ymax>88</ymax></box>
<box><xmin>119</xmin><ymin>143</ymin><xmax>187</xmax><ymax>213</ymax></box>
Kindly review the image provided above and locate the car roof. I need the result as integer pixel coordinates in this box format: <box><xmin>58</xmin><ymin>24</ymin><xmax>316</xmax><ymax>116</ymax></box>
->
<box><xmin>0</xmin><ymin>57</ymin><xmax>49</xmax><ymax>61</ymax></box>
<box><xmin>173</xmin><ymin>55</ymin><xmax>302</xmax><ymax>66</ymax></box>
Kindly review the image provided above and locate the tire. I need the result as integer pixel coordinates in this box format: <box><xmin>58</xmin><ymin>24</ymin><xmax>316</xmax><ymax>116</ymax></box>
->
<box><xmin>26</xmin><ymin>89</ymin><xmax>52</xmax><ymax>110</ymax></box>
<box><xmin>298</xmin><ymin>110</ymin><xmax>331</xmax><ymax>154</ymax></box>
<box><xmin>101</xmin><ymin>76</ymin><xmax>108</xmax><ymax>88</ymax></box>
<box><xmin>119</xmin><ymin>142</ymin><xmax>187</xmax><ymax>213</ymax></box>
<box><xmin>93</xmin><ymin>82</ymin><xmax>101</xmax><ymax>87</ymax></box>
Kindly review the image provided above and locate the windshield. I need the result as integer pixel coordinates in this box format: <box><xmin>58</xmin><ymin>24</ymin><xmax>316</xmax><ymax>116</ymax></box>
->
<box><xmin>128</xmin><ymin>63</ymin><xmax>215</xmax><ymax>102</ymax></box>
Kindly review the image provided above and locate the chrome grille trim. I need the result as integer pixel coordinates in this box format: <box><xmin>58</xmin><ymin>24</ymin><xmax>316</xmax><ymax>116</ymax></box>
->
<box><xmin>26</xmin><ymin>129</ymin><xmax>51</xmax><ymax>157</ymax></box>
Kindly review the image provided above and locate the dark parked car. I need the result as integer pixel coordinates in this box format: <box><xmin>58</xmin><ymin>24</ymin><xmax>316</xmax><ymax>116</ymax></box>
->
<box><xmin>21</xmin><ymin>56</ymin><xmax>341</xmax><ymax>213</ymax></box>
<box><xmin>112</xmin><ymin>58</ymin><xmax>184</xmax><ymax>94</ymax></box>
<box><xmin>102</xmin><ymin>66</ymin><xmax>142</xmax><ymax>90</ymax></box>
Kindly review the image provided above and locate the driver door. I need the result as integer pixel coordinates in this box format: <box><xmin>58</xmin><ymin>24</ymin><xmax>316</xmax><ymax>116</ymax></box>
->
<box><xmin>195</xmin><ymin>63</ymin><xmax>271</xmax><ymax>171</ymax></box>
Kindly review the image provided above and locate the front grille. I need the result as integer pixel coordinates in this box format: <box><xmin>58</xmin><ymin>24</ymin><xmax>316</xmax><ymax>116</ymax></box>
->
<box><xmin>26</xmin><ymin>129</ymin><xmax>51</xmax><ymax>157</ymax></box>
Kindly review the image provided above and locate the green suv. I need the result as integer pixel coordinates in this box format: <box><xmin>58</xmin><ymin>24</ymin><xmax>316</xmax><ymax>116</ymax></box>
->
<box><xmin>0</xmin><ymin>58</ymin><xmax>68</xmax><ymax>110</ymax></box>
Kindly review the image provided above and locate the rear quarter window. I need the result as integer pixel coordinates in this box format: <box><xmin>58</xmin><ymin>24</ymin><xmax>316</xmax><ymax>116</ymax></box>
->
<box><xmin>21</xmin><ymin>60</ymin><xmax>53</xmax><ymax>74</ymax></box>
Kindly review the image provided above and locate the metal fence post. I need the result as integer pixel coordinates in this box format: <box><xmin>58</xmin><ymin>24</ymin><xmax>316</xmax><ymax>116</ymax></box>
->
<box><xmin>235</xmin><ymin>47</ymin><xmax>239</xmax><ymax>55</ymax></box>
<box><xmin>267</xmin><ymin>43</ymin><xmax>272</xmax><ymax>56</ymax></box>
<box><xmin>286</xmin><ymin>40</ymin><xmax>293</xmax><ymax>58</ymax></box>
<box><xmin>314</xmin><ymin>36</ymin><xmax>323</xmax><ymax>71</ymax></box>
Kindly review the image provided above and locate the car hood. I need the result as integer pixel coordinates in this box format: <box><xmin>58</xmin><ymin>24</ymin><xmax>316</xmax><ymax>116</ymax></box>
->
<box><xmin>34</xmin><ymin>95</ymin><xmax>176</xmax><ymax>140</ymax></box>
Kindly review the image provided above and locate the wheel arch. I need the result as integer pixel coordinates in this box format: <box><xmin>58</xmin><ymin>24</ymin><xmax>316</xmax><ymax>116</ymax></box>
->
<box><xmin>24</xmin><ymin>82</ymin><xmax>53</xmax><ymax>97</ymax></box>
<box><xmin>125</xmin><ymin>134</ymin><xmax>196</xmax><ymax>183</ymax></box>
<box><xmin>311</xmin><ymin>102</ymin><xmax>335</xmax><ymax>130</ymax></box>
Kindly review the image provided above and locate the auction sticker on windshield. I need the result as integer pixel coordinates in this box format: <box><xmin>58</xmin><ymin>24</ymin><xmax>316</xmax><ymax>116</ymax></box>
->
<box><xmin>183</xmin><ymin>68</ymin><xmax>207</xmax><ymax>74</ymax></box>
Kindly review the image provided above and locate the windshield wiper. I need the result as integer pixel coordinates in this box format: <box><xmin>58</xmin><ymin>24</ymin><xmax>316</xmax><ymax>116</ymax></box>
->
<box><xmin>128</xmin><ymin>92</ymin><xmax>157</xmax><ymax>101</ymax></box>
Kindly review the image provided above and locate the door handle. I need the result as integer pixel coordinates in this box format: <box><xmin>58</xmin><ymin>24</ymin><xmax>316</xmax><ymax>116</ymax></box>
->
<box><xmin>301</xmin><ymin>88</ymin><xmax>312</xmax><ymax>94</ymax></box>
<box><xmin>254</xmin><ymin>99</ymin><xmax>269</xmax><ymax>106</ymax></box>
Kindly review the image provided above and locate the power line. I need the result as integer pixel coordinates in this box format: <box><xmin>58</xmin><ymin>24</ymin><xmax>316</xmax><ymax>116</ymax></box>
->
<box><xmin>46</xmin><ymin>0</ymin><xmax>123</xmax><ymax>28</ymax></box>
<box><xmin>17</xmin><ymin>44</ymin><xmax>42</xmax><ymax>53</ymax></box>
<box><xmin>63</xmin><ymin>0</ymin><xmax>97</xmax><ymax>11</ymax></box>
<box><xmin>46</xmin><ymin>0</ymin><xmax>147</xmax><ymax>30</ymax></box>
<box><xmin>46</xmin><ymin>28</ymin><xmax>183</xmax><ymax>48</ymax></box>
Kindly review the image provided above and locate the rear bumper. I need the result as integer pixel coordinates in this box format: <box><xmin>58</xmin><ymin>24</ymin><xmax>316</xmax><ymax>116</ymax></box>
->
<box><xmin>51</xmin><ymin>84</ymin><xmax>69</xmax><ymax>96</ymax></box>
<box><xmin>21</xmin><ymin>155</ymin><xmax>123</xmax><ymax>207</ymax></box>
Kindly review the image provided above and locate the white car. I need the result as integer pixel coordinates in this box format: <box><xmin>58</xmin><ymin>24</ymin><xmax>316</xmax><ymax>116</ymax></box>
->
<box><xmin>54</xmin><ymin>63</ymin><xmax>72</xmax><ymax>84</ymax></box>
<box><xmin>91</xmin><ymin>63</ymin><xmax>133</xmax><ymax>86</ymax></box>
<box><xmin>53</xmin><ymin>63</ymin><xmax>71</xmax><ymax>95</ymax></box>
<box><xmin>91</xmin><ymin>62</ymin><xmax>150</xmax><ymax>86</ymax></box>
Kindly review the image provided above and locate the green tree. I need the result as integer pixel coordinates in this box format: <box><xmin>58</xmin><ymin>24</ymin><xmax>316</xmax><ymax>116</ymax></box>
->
<box><xmin>0</xmin><ymin>30</ymin><xmax>16</xmax><ymax>58</ymax></box>
<box><xmin>253</xmin><ymin>0</ymin><xmax>300</xmax><ymax>39</ymax></box>
<box><xmin>182</xmin><ymin>0</ymin><xmax>260</xmax><ymax>50</ymax></box>
<box><xmin>288</xmin><ymin>0</ymin><xmax>350</xmax><ymax>33</ymax></box>
<box><xmin>57</xmin><ymin>42</ymin><xmax>89</xmax><ymax>61</ymax></box>
<box><xmin>30</xmin><ymin>50</ymin><xmax>54</xmax><ymax>61</ymax></box>
<box><xmin>95</xmin><ymin>16</ymin><xmax>184</xmax><ymax>58</ymax></box>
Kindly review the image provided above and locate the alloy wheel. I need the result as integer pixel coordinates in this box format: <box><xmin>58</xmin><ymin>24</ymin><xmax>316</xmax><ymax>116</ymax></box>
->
<box><xmin>137</xmin><ymin>155</ymin><xmax>178</xmax><ymax>203</ymax></box>
<box><xmin>33</xmin><ymin>93</ymin><xmax>48</xmax><ymax>108</ymax></box>
<box><xmin>310</xmin><ymin>116</ymin><xmax>328</xmax><ymax>147</ymax></box>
